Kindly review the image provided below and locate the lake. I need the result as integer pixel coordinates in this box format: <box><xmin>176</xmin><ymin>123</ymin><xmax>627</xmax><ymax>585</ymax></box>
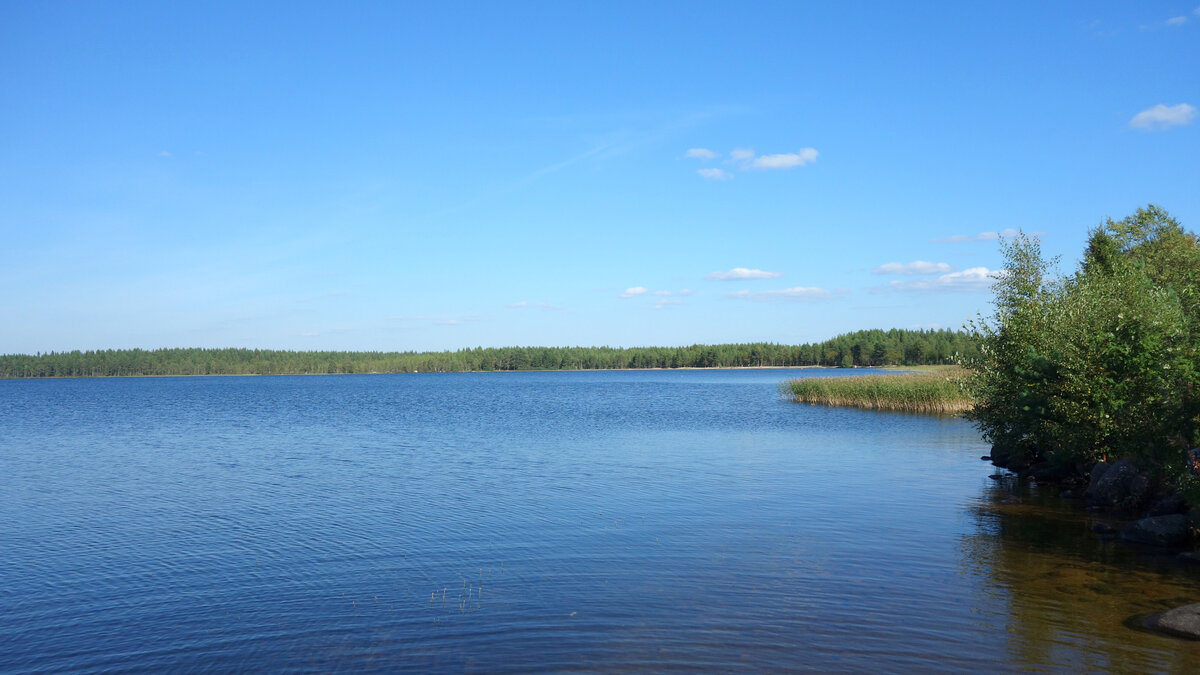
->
<box><xmin>3</xmin><ymin>369</ymin><xmax>1199</xmax><ymax>672</ymax></box>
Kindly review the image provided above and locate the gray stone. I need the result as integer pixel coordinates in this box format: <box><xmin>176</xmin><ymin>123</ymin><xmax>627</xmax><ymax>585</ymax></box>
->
<box><xmin>1143</xmin><ymin>603</ymin><xmax>1200</xmax><ymax>640</ymax></box>
<box><xmin>1120</xmin><ymin>514</ymin><xmax>1191</xmax><ymax>547</ymax></box>
<box><xmin>1085</xmin><ymin>459</ymin><xmax>1146</xmax><ymax>510</ymax></box>
<box><xmin>1086</xmin><ymin>461</ymin><xmax>1109</xmax><ymax>494</ymax></box>
<box><xmin>1147</xmin><ymin>493</ymin><xmax>1189</xmax><ymax>517</ymax></box>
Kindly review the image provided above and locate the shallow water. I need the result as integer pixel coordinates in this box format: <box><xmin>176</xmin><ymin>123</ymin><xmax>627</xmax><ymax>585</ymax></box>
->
<box><xmin>2</xmin><ymin>369</ymin><xmax>1199</xmax><ymax>672</ymax></box>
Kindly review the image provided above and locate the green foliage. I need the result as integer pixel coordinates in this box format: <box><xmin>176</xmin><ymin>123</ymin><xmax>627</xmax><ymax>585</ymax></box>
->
<box><xmin>0</xmin><ymin>329</ymin><xmax>979</xmax><ymax>378</ymax></box>
<box><xmin>784</xmin><ymin>369</ymin><xmax>972</xmax><ymax>414</ymax></box>
<box><xmin>967</xmin><ymin>205</ymin><xmax>1200</xmax><ymax>484</ymax></box>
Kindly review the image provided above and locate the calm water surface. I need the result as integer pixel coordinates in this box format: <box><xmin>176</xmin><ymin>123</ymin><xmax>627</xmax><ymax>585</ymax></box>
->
<box><xmin>3</xmin><ymin>370</ymin><xmax>1200</xmax><ymax>672</ymax></box>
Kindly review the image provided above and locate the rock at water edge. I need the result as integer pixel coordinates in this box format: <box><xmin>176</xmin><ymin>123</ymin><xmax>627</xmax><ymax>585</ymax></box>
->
<box><xmin>1144</xmin><ymin>603</ymin><xmax>1200</xmax><ymax>640</ymax></box>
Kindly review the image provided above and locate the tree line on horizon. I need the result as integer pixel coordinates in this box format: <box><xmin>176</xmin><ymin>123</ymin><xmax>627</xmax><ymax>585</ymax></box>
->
<box><xmin>0</xmin><ymin>328</ymin><xmax>977</xmax><ymax>378</ymax></box>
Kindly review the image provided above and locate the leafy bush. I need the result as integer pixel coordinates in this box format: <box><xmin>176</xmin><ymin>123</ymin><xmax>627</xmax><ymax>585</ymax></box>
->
<box><xmin>967</xmin><ymin>206</ymin><xmax>1200</xmax><ymax>484</ymax></box>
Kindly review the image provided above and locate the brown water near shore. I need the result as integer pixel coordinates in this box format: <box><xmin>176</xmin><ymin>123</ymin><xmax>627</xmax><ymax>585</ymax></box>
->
<box><xmin>969</xmin><ymin>474</ymin><xmax>1200</xmax><ymax>670</ymax></box>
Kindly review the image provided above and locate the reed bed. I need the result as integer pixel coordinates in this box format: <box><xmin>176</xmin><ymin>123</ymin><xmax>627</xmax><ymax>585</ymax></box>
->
<box><xmin>782</xmin><ymin>369</ymin><xmax>973</xmax><ymax>414</ymax></box>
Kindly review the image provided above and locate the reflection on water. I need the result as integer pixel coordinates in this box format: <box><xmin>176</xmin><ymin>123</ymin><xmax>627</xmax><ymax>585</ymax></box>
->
<box><xmin>1</xmin><ymin>370</ymin><xmax>1200</xmax><ymax>671</ymax></box>
<box><xmin>964</xmin><ymin>476</ymin><xmax>1200</xmax><ymax>671</ymax></box>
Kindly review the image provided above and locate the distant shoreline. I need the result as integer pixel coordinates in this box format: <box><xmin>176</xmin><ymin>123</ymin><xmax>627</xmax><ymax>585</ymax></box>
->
<box><xmin>2</xmin><ymin>364</ymin><xmax>854</xmax><ymax>380</ymax></box>
<box><xmin>0</xmin><ymin>331</ymin><xmax>977</xmax><ymax>379</ymax></box>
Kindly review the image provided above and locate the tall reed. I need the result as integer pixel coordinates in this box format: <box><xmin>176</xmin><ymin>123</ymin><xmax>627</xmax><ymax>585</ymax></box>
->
<box><xmin>782</xmin><ymin>369</ymin><xmax>972</xmax><ymax>414</ymax></box>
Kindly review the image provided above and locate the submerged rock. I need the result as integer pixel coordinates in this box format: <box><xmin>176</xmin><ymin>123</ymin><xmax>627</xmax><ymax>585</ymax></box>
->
<box><xmin>1143</xmin><ymin>603</ymin><xmax>1200</xmax><ymax>640</ymax></box>
<box><xmin>1120</xmin><ymin>514</ymin><xmax>1190</xmax><ymax>547</ymax></box>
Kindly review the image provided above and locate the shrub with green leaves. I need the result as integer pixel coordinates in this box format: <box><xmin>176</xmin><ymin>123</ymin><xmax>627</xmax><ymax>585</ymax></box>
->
<box><xmin>967</xmin><ymin>206</ymin><xmax>1200</xmax><ymax>485</ymax></box>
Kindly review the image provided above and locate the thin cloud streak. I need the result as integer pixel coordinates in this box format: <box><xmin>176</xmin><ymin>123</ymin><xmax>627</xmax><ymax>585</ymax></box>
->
<box><xmin>727</xmin><ymin>286</ymin><xmax>833</xmax><ymax>301</ymax></box>
<box><xmin>705</xmin><ymin>267</ymin><xmax>783</xmax><ymax>281</ymax></box>
<box><xmin>885</xmin><ymin>267</ymin><xmax>999</xmax><ymax>292</ymax></box>
<box><xmin>931</xmin><ymin>228</ymin><xmax>1019</xmax><ymax>243</ymax></box>
<box><xmin>872</xmin><ymin>261</ymin><xmax>954</xmax><ymax>275</ymax></box>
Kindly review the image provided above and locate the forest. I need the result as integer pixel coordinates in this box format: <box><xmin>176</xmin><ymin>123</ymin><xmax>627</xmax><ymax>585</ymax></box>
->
<box><xmin>0</xmin><ymin>328</ymin><xmax>977</xmax><ymax>378</ymax></box>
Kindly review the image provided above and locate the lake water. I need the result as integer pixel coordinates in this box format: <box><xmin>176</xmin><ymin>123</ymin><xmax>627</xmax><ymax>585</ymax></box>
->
<box><xmin>3</xmin><ymin>369</ymin><xmax>1200</xmax><ymax>672</ymax></box>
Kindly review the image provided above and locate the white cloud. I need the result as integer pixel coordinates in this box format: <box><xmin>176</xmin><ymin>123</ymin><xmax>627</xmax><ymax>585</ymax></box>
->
<box><xmin>1130</xmin><ymin>103</ymin><xmax>1197</xmax><ymax>130</ymax></box>
<box><xmin>1167</xmin><ymin>16</ymin><xmax>1187</xmax><ymax>26</ymax></box>
<box><xmin>697</xmin><ymin>168</ymin><xmax>733</xmax><ymax>180</ymax></box>
<box><xmin>931</xmin><ymin>228</ymin><xmax>1020</xmax><ymax>243</ymax></box>
<box><xmin>506</xmin><ymin>301</ymin><xmax>529</xmax><ymax>308</ymax></box>
<box><xmin>158</xmin><ymin>151</ymin><xmax>172</xmax><ymax>158</ymax></box>
<box><xmin>692</xmin><ymin>146</ymin><xmax>819</xmax><ymax>179</ymax></box>
<box><xmin>886</xmin><ymin>267</ymin><xmax>999</xmax><ymax>292</ymax></box>
<box><xmin>653</xmin><ymin>298</ymin><xmax>686</xmax><ymax>310</ymax></box>
<box><xmin>749</xmin><ymin>148</ymin><xmax>818</xmax><ymax>170</ymax></box>
<box><xmin>704</xmin><ymin>267</ymin><xmax>784</xmax><ymax>281</ymax></box>
<box><xmin>619</xmin><ymin>286</ymin><xmax>648</xmax><ymax>298</ymax></box>
<box><xmin>728</xmin><ymin>286</ymin><xmax>833</xmax><ymax>301</ymax></box>
<box><xmin>872</xmin><ymin>261</ymin><xmax>954</xmax><ymax>275</ymax></box>
<box><xmin>652</xmin><ymin>289</ymin><xmax>694</xmax><ymax>297</ymax></box>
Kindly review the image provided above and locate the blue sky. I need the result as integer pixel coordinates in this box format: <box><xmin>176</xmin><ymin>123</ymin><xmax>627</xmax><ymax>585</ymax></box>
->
<box><xmin>2</xmin><ymin>1</ymin><xmax>1198</xmax><ymax>353</ymax></box>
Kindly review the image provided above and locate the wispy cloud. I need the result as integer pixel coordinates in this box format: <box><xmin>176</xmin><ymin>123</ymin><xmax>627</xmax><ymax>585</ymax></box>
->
<box><xmin>748</xmin><ymin>148</ymin><xmax>819</xmax><ymax>170</ymax></box>
<box><xmin>885</xmin><ymin>267</ymin><xmax>999</xmax><ymax>292</ymax></box>
<box><xmin>1130</xmin><ymin>103</ymin><xmax>1197</xmax><ymax>131</ymax></box>
<box><xmin>653</xmin><ymin>298</ymin><xmax>686</xmax><ymax>310</ymax></box>
<box><xmin>931</xmin><ymin>228</ymin><xmax>1019</xmax><ymax>243</ymax></box>
<box><xmin>872</xmin><ymin>261</ymin><xmax>954</xmax><ymax>275</ymax></box>
<box><xmin>1167</xmin><ymin>15</ymin><xmax>1187</xmax><ymax>26</ymax></box>
<box><xmin>652</xmin><ymin>289</ymin><xmax>694</xmax><ymax>297</ymax></box>
<box><xmin>705</xmin><ymin>267</ymin><xmax>783</xmax><ymax>281</ymax></box>
<box><xmin>697</xmin><ymin>168</ymin><xmax>733</xmax><ymax>180</ymax></box>
<box><xmin>687</xmin><ymin>146</ymin><xmax>819</xmax><ymax>179</ymax></box>
<box><xmin>619</xmin><ymin>286</ymin><xmax>648</xmax><ymax>298</ymax></box>
<box><xmin>158</xmin><ymin>151</ymin><xmax>172</xmax><ymax>158</ymax></box>
<box><xmin>727</xmin><ymin>286</ymin><xmax>833</xmax><ymax>301</ymax></box>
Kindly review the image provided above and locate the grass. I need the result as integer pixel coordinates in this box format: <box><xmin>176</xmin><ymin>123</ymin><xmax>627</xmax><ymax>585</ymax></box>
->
<box><xmin>782</xmin><ymin>368</ymin><xmax>973</xmax><ymax>414</ymax></box>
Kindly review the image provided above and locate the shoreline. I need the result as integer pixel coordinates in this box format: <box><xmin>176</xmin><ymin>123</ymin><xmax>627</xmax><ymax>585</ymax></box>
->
<box><xmin>1</xmin><ymin>364</ymin><xmax>855</xmax><ymax>380</ymax></box>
